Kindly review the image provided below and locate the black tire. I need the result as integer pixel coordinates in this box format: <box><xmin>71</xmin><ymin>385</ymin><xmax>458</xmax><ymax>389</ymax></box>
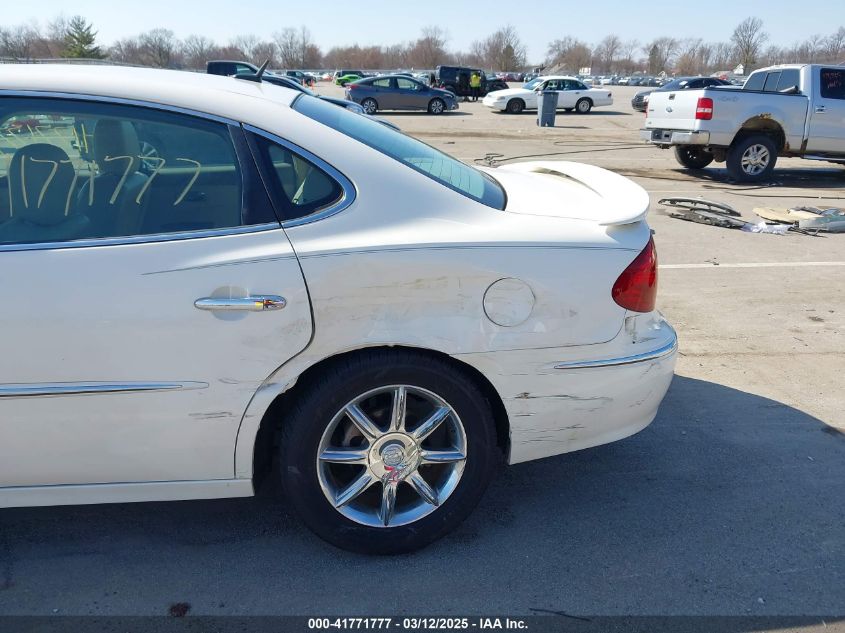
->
<box><xmin>361</xmin><ymin>98</ymin><xmax>378</xmax><ymax>115</ymax></box>
<box><xmin>428</xmin><ymin>98</ymin><xmax>446</xmax><ymax>115</ymax></box>
<box><xmin>505</xmin><ymin>99</ymin><xmax>525</xmax><ymax>114</ymax></box>
<box><xmin>674</xmin><ymin>146</ymin><xmax>714</xmax><ymax>170</ymax></box>
<box><xmin>726</xmin><ymin>134</ymin><xmax>778</xmax><ymax>182</ymax></box>
<box><xmin>575</xmin><ymin>98</ymin><xmax>593</xmax><ymax>114</ymax></box>
<box><xmin>279</xmin><ymin>350</ymin><xmax>497</xmax><ymax>554</ymax></box>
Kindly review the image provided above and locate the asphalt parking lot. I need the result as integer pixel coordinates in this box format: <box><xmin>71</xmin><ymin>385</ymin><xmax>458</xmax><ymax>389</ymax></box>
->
<box><xmin>0</xmin><ymin>84</ymin><xmax>843</xmax><ymax>619</ymax></box>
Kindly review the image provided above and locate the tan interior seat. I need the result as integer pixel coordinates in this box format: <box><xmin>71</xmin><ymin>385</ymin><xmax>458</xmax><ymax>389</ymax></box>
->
<box><xmin>0</xmin><ymin>143</ymin><xmax>89</xmax><ymax>243</ymax></box>
<box><xmin>76</xmin><ymin>119</ymin><xmax>149</xmax><ymax>238</ymax></box>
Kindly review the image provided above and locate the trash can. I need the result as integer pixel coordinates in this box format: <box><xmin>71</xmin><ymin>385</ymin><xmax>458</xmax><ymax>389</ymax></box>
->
<box><xmin>537</xmin><ymin>90</ymin><xmax>557</xmax><ymax>127</ymax></box>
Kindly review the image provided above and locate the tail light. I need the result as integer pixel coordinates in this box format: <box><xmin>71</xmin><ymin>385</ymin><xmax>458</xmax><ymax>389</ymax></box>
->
<box><xmin>348</xmin><ymin>83</ymin><xmax>360</xmax><ymax>90</ymax></box>
<box><xmin>612</xmin><ymin>236</ymin><xmax>658</xmax><ymax>313</ymax></box>
<box><xmin>695</xmin><ymin>97</ymin><xmax>714</xmax><ymax>120</ymax></box>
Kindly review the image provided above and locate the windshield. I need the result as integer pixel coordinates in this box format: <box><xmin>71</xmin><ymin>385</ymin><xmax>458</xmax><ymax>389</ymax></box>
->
<box><xmin>524</xmin><ymin>78</ymin><xmax>543</xmax><ymax>90</ymax></box>
<box><xmin>661</xmin><ymin>78</ymin><xmax>691</xmax><ymax>91</ymax></box>
<box><xmin>293</xmin><ymin>95</ymin><xmax>506</xmax><ymax>209</ymax></box>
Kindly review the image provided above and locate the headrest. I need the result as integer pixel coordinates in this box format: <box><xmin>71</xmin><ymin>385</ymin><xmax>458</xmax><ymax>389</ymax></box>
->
<box><xmin>94</xmin><ymin>119</ymin><xmax>141</xmax><ymax>175</ymax></box>
<box><xmin>9</xmin><ymin>143</ymin><xmax>77</xmax><ymax>226</ymax></box>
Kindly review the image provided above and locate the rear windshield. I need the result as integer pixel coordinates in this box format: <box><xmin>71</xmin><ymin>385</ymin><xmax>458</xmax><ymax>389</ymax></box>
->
<box><xmin>293</xmin><ymin>95</ymin><xmax>506</xmax><ymax>209</ymax></box>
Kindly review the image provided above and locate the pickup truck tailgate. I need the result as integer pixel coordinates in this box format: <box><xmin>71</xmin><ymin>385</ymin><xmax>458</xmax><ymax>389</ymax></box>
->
<box><xmin>645</xmin><ymin>90</ymin><xmax>703</xmax><ymax>131</ymax></box>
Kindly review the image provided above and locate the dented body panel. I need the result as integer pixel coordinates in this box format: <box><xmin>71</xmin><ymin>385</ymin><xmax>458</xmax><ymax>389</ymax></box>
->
<box><xmin>0</xmin><ymin>64</ymin><xmax>677</xmax><ymax>509</ymax></box>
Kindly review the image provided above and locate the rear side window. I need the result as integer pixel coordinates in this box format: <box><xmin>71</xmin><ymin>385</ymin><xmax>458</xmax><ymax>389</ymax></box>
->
<box><xmin>372</xmin><ymin>78</ymin><xmax>391</xmax><ymax>88</ymax></box>
<box><xmin>0</xmin><ymin>97</ymin><xmax>273</xmax><ymax>246</ymax></box>
<box><xmin>820</xmin><ymin>68</ymin><xmax>845</xmax><ymax>99</ymax></box>
<box><xmin>777</xmin><ymin>69</ymin><xmax>801</xmax><ymax>92</ymax></box>
<box><xmin>762</xmin><ymin>71</ymin><xmax>782</xmax><ymax>92</ymax></box>
<box><xmin>292</xmin><ymin>94</ymin><xmax>506</xmax><ymax>210</ymax></box>
<box><xmin>743</xmin><ymin>72</ymin><xmax>766</xmax><ymax>91</ymax></box>
<box><xmin>248</xmin><ymin>133</ymin><xmax>344</xmax><ymax>221</ymax></box>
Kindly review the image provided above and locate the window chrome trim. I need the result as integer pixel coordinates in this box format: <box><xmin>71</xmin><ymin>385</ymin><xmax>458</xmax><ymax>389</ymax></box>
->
<box><xmin>554</xmin><ymin>329</ymin><xmax>678</xmax><ymax>370</ymax></box>
<box><xmin>0</xmin><ymin>381</ymin><xmax>208</xmax><ymax>398</ymax></box>
<box><xmin>0</xmin><ymin>223</ymin><xmax>282</xmax><ymax>253</ymax></box>
<box><xmin>0</xmin><ymin>90</ymin><xmax>239</xmax><ymax>126</ymax></box>
<box><xmin>243</xmin><ymin>124</ymin><xmax>357</xmax><ymax>228</ymax></box>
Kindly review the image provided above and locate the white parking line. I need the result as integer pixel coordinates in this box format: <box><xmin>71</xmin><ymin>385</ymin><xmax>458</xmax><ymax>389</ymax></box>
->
<box><xmin>661</xmin><ymin>262</ymin><xmax>845</xmax><ymax>270</ymax></box>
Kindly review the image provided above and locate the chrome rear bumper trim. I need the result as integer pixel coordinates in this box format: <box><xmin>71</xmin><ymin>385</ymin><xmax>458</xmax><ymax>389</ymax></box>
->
<box><xmin>554</xmin><ymin>329</ymin><xmax>678</xmax><ymax>370</ymax></box>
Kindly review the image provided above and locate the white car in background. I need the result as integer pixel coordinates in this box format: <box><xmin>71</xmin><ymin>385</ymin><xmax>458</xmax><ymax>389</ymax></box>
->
<box><xmin>0</xmin><ymin>64</ymin><xmax>675</xmax><ymax>554</ymax></box>
<box><xmin>483</xmin><ymin>75</ymin><xmax>614</xmax><ymax>114</ymax></box>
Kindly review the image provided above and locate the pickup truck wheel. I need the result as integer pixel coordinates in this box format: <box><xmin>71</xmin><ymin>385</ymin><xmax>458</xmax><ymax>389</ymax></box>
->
<box><xmin>278</xmin><ymin>350</ymin><xmax>497</xmax><ymax>554</ymax></box>
<box><xmin>674</xmin><ymin>146</ymin><xmax>714</xmax><ymax>170</ymax></box>
<box><xmin>727</xmin><ymin>135</ymin><xmax>777</xmax><ymax>182</ymax></box>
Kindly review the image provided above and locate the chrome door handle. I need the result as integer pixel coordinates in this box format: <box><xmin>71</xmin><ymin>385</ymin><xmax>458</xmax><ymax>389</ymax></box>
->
<box><xmin>194</xmin><ymin>295</ymin><xmax>286</xmax><ymax>312</ymax></box>
<box><xmin>815</xmin><ymin>105</ymin><xmax>826</xmax><ymax>113</ymax></box>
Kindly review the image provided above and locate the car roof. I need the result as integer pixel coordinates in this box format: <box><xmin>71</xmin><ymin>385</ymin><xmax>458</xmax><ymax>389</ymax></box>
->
<box><xmin>0</xmin><ymin>64</ymin><xmax>300</xmax><ymax>120</ymax></box>
<box><xmin>539</xmin><ymin>75</ymin><xmax>580</xmax><ymax>81</ymax></box>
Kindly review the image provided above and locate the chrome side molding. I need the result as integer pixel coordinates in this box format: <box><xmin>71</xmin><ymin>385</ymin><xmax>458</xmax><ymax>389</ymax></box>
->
<box><xmin>0</xmin><ymin>382</ymin><xmax>208</xmax><ymax>398</ymax></box>
<box><xmin>554</xmin><ymin>334</ymin><xmax>678</xmax><ymax>370</ymax></box>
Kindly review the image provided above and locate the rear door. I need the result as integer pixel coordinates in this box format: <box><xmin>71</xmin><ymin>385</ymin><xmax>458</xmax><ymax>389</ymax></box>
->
<box><xmin>395</xmin><ymin>77</ymin><xmax>426</xmax><ymax>110</ymax></box>
<box><xmin>369</xmin><ymin>77</ymin><xmax>394</xmax><ymax>109</ymax></box>
<box><xmin>0</xmin><ymin>95</ymin><xmax>313</xmax><ymax>488</ymax></box>
<box><xmin>807</xmin><ymin>67</ymin><xmax>845</xmax><ymax>154</ymax></box>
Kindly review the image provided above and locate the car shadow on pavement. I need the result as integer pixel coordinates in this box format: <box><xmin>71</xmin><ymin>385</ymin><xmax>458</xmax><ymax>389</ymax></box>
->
<box><xmin>1</xmin><ymin>375</ymin><xmax>843</xmax><ymax>615</ymax></box>
<box><xmin>624</xmin><ymin>166</ymin><xmax>845</xmax><ymax>190</ymax></box>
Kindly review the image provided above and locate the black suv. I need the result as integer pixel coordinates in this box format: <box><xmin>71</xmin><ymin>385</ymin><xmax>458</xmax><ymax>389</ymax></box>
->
<box><xmin>436</xmin><ymin>65</ymin><xmax>502</xmax><ymax>97</ymax></box>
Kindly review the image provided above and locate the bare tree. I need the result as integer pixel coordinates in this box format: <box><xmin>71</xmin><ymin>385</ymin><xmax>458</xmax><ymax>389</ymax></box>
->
<box><xmin>825</xmin><ymin>27</ymin><xmax>845</xmax><ymax>61</ymax></box>
<box><xmin>596</xmin><ymin>34</ymin><xmax>622</xmax><ymax>73</ymax></box>
<box><xmin>0</xmin><ymin>24</ymin><xmax>41</xmax><ymax>60</ymax></box>
<box><xmin>731</xmin><ymin>17</ymin><xmax>767</xmax><ymax>70</ymax></box>
<box><xmin>675</xmin><ymin>38</ymin><xmax>705</xmax><ymax>75</ymax></box>
<box><xmin>407</xmin><ymin>25</ymin><xmax>448</xmax><ymax>68</ymax></box>
<box><xmin>479</xmin><ymin>25</ymin><xmax>526</xmax><ymax>71</ymax></box>
<box><xmin>273</xmin><ymin>26</ymin><xmax>319</xmax><ymax>68</ymax></box>
<box><xmin>645</xmin><ymin>37</ymin><xmax>678</xmax><ymax>74</ymax></box>
<box><xmin>109</xmin><ymin>36</ymin><xmax>145</xmax><ymax>65</ymax></box>
<box><xmin>618</xmin><ymin>39</ymin><xmax>640</xmax><ymax>74</ymax></box>
<box><xmin>230</xmin><ymin>34</ymin><xmax>260</xmax><ymax>60</ymax></box>
<box><xmin>546</xmin><ymin>36</ymin><xmax>592</xmax><ymax>73</ymax></box>
<box><xmin>182</xmin><ymin>34</ymin><xmax>216</xmax><ymax>69</ymax></box>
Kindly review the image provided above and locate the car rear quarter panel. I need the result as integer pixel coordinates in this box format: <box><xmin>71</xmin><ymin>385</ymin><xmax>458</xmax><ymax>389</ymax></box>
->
<box><xmin>233</xmin><ymin>106</ymin><xmax>652</xmax><ymax>475</ymax></box>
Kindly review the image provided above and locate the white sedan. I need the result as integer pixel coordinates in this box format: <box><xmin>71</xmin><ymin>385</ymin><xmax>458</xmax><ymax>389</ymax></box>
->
<box><xmin>483</xmin><ymin>76</ymin><xmax>614</xmax><ymax>114</ymax></box>
<box><xmin>0</xmin><ymin>64</ymin><xmax>675</xmax><ymax>554</ymax></box>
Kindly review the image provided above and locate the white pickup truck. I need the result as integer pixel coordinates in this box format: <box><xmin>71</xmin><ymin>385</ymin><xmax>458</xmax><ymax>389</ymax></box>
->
<box><xmin>641</xmin><ymin>64</ymin><xmax>845</xmax><ymax>181</ymax></box>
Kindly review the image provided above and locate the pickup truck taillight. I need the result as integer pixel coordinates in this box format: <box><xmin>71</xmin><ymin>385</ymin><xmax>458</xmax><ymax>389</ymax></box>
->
<box><xmin>612</xmin><ymin>237</ymin><xmax>657</xmax><ymax>313</ymax></box>
<box><xmin>695</xmin><ymin>97</ymin><xmax>714</xmax><ymax>120</ymax></box>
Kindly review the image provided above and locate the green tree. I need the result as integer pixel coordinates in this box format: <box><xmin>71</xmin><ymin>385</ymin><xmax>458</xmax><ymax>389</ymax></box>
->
<box><xmin>62</xmin><ymin>16</ymin><xmax>104</xmax><ymax>59</ymax></box>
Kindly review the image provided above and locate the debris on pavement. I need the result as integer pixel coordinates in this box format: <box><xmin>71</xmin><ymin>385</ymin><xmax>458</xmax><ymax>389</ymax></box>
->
<box><xmin>742</xmin><ymin>221</ymin><xmax>790</xmax><ymax>235</ymax></box>
<box><xmin>658</xmin><ymin>197</ymin><xmax>746</xmax><ymax>228</ymax></box>
<box><xmin>755</xmin><ymin>206</ymin><xmax>845</xmax><ymax>233</ymax></box>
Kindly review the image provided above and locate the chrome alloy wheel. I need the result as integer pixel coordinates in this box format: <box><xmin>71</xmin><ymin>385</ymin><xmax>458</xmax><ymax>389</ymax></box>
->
<box><xmin>740</xmin><ymin>144</ymin><xmax>771</xmax><ymax>176</ymax></box>
<box><xmin>316</xmin><ymin>385</ymin><xmax>467</xmax><ymax>528</ymax></box>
